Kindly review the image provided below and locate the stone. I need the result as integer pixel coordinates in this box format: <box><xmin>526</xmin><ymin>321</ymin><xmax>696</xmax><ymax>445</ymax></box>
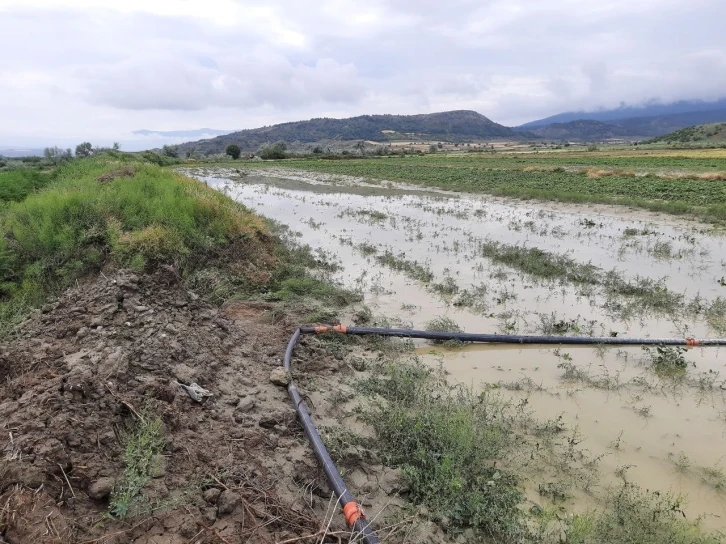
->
<box><xmin>217</xmin><ymin>490</ymin><xmax>240</xmax><ymax>515</ymax></box>
<box><xmin>179</xmin><ymin>520</ymin><xmax>198</xmax><ymax>539</ymax></box>
<box><xmin>88</xmin><ymin>477</ymin><xmax>114</xmax><ymax>499</ymax></box>
<box><xmin>149</xmin><ymin>454</ymin><xmax>168</xmax><ymax>478</ymax></box>
<box><xmin>269</xmin><ymin>367</ymin><xmax>291</xmax><ymax>386</ymax></box>
<box><xmin>202</xmin><ymin>506</ymin><xmax>217</xmax><ymax>525</ymax></box>
<box><xmin>236</xmin><ymin>397</ymin><xmax>256</xmax><ymax>413</ymax></box>
<box><xmin>172</xmin><ymin>364</ymin><xmax>197</xmax><ymax>384</ymax></box>
<box><xmin>203</xmin><ymin>488</ymin><xmax>222</xmax><ymax>504</ymax></box>
<box><xmin>259</xmin><ymin>411</ymin><xmax>286</xmax><ymax>429</ymax></box>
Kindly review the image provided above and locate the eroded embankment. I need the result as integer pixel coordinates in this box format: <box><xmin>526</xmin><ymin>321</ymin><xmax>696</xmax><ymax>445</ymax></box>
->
<box><xmin>0</xmin><ymin>159</ymin><xmax>409</xmax><ymax>544</ymax></box>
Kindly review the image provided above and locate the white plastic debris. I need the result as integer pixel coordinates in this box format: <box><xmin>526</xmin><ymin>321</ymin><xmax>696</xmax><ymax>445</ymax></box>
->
<box><xmin>176</xmin><ymin>381</ymin><xmax>212</xmax><ymax>402</ymax></box>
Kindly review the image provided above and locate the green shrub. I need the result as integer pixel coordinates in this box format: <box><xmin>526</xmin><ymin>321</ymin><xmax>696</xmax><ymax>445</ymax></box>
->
<box><xmin>0</xmin><ymin>169</ymin><xmax>52</xmax><ymax>201</ymax></box>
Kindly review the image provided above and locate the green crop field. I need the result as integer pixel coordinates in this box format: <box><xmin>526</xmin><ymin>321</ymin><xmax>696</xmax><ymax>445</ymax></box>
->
<box><xmin>235</xmin><ymin>149</ymin><xmax>726</xmax><ymax>222</ymax></box>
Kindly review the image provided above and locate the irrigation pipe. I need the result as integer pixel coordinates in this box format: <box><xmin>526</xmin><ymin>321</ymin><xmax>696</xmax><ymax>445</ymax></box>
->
<box><xmin>283</xmin><ymin>324</ymin><xmax>726</xmax><ymax>542</ymax></box>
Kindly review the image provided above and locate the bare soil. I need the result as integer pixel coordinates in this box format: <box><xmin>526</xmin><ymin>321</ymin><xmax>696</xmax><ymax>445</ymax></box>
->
<box><xmin>0</xmin><ymin>269</ymin><xmax>404</xmax><ymax>543</ymax></box>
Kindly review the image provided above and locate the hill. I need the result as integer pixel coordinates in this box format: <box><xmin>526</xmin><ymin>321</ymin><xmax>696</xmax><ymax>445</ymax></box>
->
<box><xmin>521</xmin><ymin>120</ymin><xmax>628</xmax><ymax>140</ymax></box>
<box><xmin>521</xmin><ymin>98</ymin><xmax>726</xmax><ymax>128</ymax></box>
<box><xmin>648</xmin><ymin>122</ymin><xmax>726</xmax><ymax>144</ymax></box>
<box><xmin>175</xmin><ymin>110</ymin><xmax>519</xmax><ymax>155</ymax></box>
<box><xmin>517</xmin><ymin>109</ymin><xmax>726</xmax><ymax>141</ymax></box>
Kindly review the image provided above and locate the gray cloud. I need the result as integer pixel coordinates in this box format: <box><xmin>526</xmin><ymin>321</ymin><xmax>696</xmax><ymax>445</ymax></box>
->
<box><xmin>0</xmin><ymin>0</ymin><xmax>725</xmax><ymax>146</ymax></box>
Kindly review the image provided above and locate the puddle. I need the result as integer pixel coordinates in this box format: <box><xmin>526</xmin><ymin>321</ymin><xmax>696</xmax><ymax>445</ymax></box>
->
<box><xmin>188</xmin><ymin>166</ymin><xmax>726</xmax><ymax>529</ymax></box>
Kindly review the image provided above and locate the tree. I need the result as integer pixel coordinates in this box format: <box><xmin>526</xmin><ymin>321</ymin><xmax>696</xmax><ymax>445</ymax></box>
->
<box><xmin>162</xmin><ymin>145</ymin><xmax>178</xmax><ymax>158</ymax></box>
<box><xmin>225</xmin><ymin>144</ymin><xmax>241</xmax><ymax>160</ymax></box>
<box><xmin>112</xmin><ymin>142</ymin><xmax>120</xmax><ymax>151</ymax></box>
<box><xmin>75</xmin><ymin>142</ymin><xmax>94</xmax><ymax>157</ymax></box>
<box><xmin>258</xmin><ymin>141</ymin><xmax>287</xmax><ymax>160</ymax></box>
<box><xmin>429</xmin><ymin>144</ymin><xmax>437</xmax><ymax>154</ymax></box>
<box><xmin>43</xmin><ymin>146</ymin><xmax>73</xmax><ymax>165</ymax></box>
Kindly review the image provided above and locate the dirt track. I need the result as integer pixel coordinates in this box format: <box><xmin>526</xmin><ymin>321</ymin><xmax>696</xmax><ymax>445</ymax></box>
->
<box><xmin>0</xmin><ymin>269</ymin><xmax>406</xmax><ymax>543</ymax></box>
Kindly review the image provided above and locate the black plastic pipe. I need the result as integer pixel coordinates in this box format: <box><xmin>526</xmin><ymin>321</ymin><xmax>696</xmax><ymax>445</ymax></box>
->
<box><xmin>283</xmin><ymin>328</ymin><xmax>379</xmax><ymax>543</ymax></box>
<box><xmin>284</xmin><ymin>324</ymin><xmax>726</xmax><ymax>540</ymax></box>
<box><xmin>300</xmin><ymin>325</ymin><xmax>726</xmax><ymax>346</ymax></box>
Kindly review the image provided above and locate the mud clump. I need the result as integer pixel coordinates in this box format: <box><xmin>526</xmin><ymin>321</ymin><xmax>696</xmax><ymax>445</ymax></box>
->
<box><xmin>0</xmin><ymin>269</ymin><xmax>396</xmax><ymax>543</ymax></box>
<box><xmin>96</xmin><ymin>165</ymin><xmax>136</xmax><ymax>183</ymax></box>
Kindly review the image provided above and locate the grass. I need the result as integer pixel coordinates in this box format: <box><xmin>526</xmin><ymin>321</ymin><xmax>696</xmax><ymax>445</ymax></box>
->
<box><xmin>109</xmin><ymin>415</ymin><xmax>164</xmax><ymax>518</ymax></box>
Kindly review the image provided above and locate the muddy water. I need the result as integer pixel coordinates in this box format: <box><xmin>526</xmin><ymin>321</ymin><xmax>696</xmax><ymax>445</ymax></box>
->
<box><xmin>190</xmin><ymin>167</ymin><xmax>726</xmax><ymax>529</ymax></box>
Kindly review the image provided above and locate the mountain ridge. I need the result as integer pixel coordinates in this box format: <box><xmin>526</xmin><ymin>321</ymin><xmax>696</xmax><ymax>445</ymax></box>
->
<box><xmin>173</xmin><ymin>110</ymin><xmax>520</xmax><ymax>155</ymax></box>
<box><xmin>520</xmin><ymin>98</ymin><xmax>726</xmax><ymax>128</ymax></box>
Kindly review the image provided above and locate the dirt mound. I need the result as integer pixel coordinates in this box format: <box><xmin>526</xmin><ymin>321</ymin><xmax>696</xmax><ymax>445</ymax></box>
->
<box><xmin>96</xmin><ymin>166</ymin><xmax>136</xmax><ymax>183</ymax></box>
<box><xmin>0</xmin><ymin>270</ymin><xmax>401</xmax><ymax>543</ymax></box>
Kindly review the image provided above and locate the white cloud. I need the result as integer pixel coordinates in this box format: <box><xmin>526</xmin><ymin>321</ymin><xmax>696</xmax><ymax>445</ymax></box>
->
<box><xmin>0</xmin><ymin>0</ymin><xmax>724</xmax><ymax>146</ymax></box>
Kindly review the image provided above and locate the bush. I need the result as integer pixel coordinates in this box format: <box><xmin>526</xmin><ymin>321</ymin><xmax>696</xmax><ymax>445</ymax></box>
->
<box><xmin>225</xmin><ymin>144</ymin><xmax>241</xmax><ymax>160</ymax></box>
<box><xmin>258</xmin><ymin>141</ymin><xmax>287</xmax><ymax>160</ymax></box>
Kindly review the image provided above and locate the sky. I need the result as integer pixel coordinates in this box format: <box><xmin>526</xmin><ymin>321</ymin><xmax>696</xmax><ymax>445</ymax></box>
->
<box><xmin>1</xmin><ymin>0</ymin><xmax>725</xmax><ymax>150</ymax></box>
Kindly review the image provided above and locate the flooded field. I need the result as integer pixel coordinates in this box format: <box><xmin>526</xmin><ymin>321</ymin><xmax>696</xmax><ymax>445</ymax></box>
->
<box><xmin>189</xmin><ymin>166</ymin><xmax>726</xmax><ymax>530</ymax></box>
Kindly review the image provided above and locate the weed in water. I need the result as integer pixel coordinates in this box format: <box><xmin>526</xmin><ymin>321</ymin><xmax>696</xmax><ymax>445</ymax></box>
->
<box><xmin>566</xmin><ymin>482</ymin><xmax>722</xmax><ymax>544</ymax></box>
<box><xmin>699</xmin><ymin>464</ymin><xmax>726</xmax><ymax>493</ymax></box>
<box><xmin>643</xmin><ymin>345</ymin><xmax>692</xmax><ymax>377</ymax></box>
<box><xmin>425</xmin><ymin>316</ymin><xmax>466</xmax><ymax>347</ymax></box>
<box><xmin>374</xmin><ymin>250</ymin><xmax>434</xmax><ymax>283</ymax></box>
<box><xmin>670</xmin><ymin>452</ymin><xmax>692</xmax><ymax>472</ymax></box>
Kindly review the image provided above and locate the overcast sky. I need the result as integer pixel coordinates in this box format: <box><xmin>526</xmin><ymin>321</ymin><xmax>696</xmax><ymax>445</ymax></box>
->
<box><xmin>1</xmin><ymin>0</ymin><xmax>725</xmax><ymax>149</ymax></box>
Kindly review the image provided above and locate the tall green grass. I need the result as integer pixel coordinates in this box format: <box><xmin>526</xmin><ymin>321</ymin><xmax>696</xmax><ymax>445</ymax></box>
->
<box><xmin>0</xmin><ymin>169</ymin><xmax>52</xmax><ymax>202</ymax></box>
<box><xmin>0</xmin><ymin>158</ymin><xmax>267</xmax><ymax>330</ymax></box>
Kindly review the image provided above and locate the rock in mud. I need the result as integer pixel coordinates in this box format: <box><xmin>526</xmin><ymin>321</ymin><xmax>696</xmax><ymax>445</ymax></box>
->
<box><xmin>236</xmin><ymin>396</ymin><xmax>256</xmax><ymax>413</ymax></box>
<box><xmin>269</xmin><ymin>367</ymin><xmax>291</xmax><ymax>386</ymax></box>
<box><xmin>202</xmin><ymin>506</ymin><xmax>217</xmax><ymax>524</ymax></box>
<box><xmin>88</xmin><ymin>477</ymin><xmax>114</xmax><ymax>499</ymax></box>
<box><xmin>149</xmin><ymin>454</ymin><xmax>168</xmax><ymax>478</ymax></box>
<box><xmin>203</xmin><ymin>488</ymin><xmax>221</xmax><ymax>504</ymax></box>
<box><xmin>217</xmin><ymin>490</ymin><xmax>240</xmax><ymax>515</ymax></box>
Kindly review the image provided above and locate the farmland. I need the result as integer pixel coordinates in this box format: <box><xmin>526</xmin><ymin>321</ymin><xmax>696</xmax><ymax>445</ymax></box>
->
<box><xmin>232</xmin><ymin>148</ymin><xmax>726</xmax><ymax>221</ymax></box>
<box><xmin>188</xmin><ymin>153</ymin><xmax>726</xmax><ymax>541</ymax></box>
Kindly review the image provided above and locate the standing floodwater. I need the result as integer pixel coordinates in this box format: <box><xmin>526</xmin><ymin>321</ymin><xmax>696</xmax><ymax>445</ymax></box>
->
<box><xmin>188</xmin><ymin>166</ymin><xmax>726</xmax><ymax>529</ymax></box>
